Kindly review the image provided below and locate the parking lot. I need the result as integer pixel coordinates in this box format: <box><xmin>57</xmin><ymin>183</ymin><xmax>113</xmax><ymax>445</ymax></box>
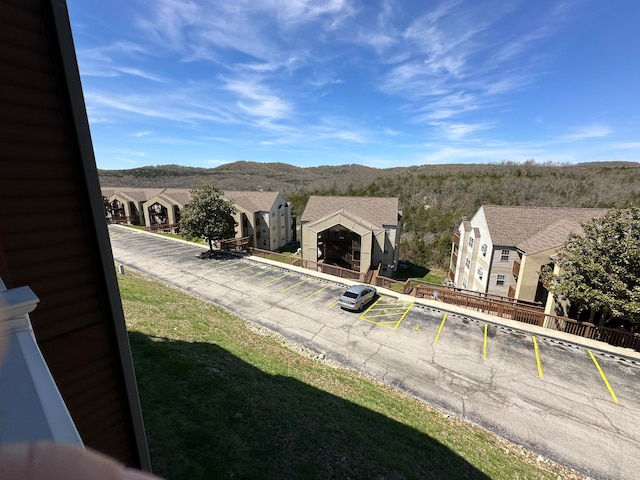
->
<box><xmin>110</xmin><ymin>225</ymin><xmax>640</xmax><ymax>480</ymax></box>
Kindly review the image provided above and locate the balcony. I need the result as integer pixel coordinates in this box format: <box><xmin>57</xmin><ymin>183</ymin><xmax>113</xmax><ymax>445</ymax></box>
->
<box><xmin>0</xmin><ymin>284</ymin><xmax>82</xmax><ymax>444</ymax></box>
<box><xmin>453</xmin><ymin>232</ymin><xmax>460</xmax><ymax>246</ymax></box>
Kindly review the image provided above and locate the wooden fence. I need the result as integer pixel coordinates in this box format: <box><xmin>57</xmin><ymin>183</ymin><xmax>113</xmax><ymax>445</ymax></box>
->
<box><xmin>146</xmin><ymin>223</ymin><xmax>180</xmax><ymax>234</ymax></box>
<box><xmin>247</xmin><ymin>248</ymin><xmax>366</xmax><ymax>281</ymax></box>
<box><xmin>220</xmin><ymin>236</ymin><xmax>250</xmax><ymax>251</ymax></box>
<box><xmin>414</xmin><ymin>284</ymin><xmax>545</xmax><ymax>327</ymax></box>
<box><xmin>545</xmin><ymin>316</ymin><xmax>640</xmax><ymax>350</ymax></box>
<box><xmin>414</xmin><ymin>284</ymin><xmax>640</xmax><ymax>350</ymax></box>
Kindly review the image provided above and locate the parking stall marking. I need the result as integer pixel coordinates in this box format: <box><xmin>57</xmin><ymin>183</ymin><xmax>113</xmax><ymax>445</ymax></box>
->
<box><xmin>432</xmin><ymin>313</ymin><xmax>448</xmax><ymax>345</ymax></box>
<box><xmin>156</xmin><ymin>245</ymin><xmax>196</xmax><ymax>255</ymax></box>
<box><xmin>303</xmin><ymin>284</ymin><xmax>331</xmax><ymax>301</ymax></box>
<box><xmin>368</xmin><ymin>298</ymin><xmax>413</xmax><ymax>314</ymax></box>
<box><xmin>483</xmin><ymin>324</ymin><xmax>488</xmax><ymax>360</ymax></box>
<box><xmin>228</xmin><ymin>265</ymin><xmax>256</xmax><ymax>275</ymax></box>
<box><xmin>225</xmin><ymin>262</ymin><xmax>257</xmax><ymax>273</ymax></box>
<box><xmin>281</xmin><ymin>279</ymin><xmax>308</xmax><ymax>293</ymax></box>
<box><xmin>358</xmin><ymin>298</ymin><xmax>413</xmax><ymax>330</ymax></box>
<box><xmin>259</xmin><ymin>272</ymin><xmax>292</xmax><ymax>287</ymax></box>
<box><xmin>211</xmin><ymin>260</ymin><xmax>243</xmax><ymax>270</ymax></box>
<box><xmin>588</xmin><ymin>350</ymin><xmax>619</xmax><ymax>404</ymax></box>
<box><xmin>532</xmin><ymin>336</ymin><xmax>544</xmax><ymax>378</ymax></box>
<box><xmin>244</xmin><ymin>269</ymin><xmax>272</xmax><ymax>280</ymax></box>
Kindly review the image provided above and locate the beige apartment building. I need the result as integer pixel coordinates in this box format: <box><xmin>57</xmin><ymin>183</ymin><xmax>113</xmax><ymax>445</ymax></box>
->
<box><xmin>102</xmin><ymin>187</ymin><xmax>294</xmax><ymax>251</ymax></box>
<box><xmin>300</xmin><ymin>196</ymin><xmax>402</xmax><ymax>278</ymax></box>
<box><xmin>224</xmin><ymin>190</ymin><xmax>294</xmax><ymax>251</ymax></box>
<box><xmin>449</xmin><ymin>205</ymin><xmax>608</xmax><ymax>309</ymax></box>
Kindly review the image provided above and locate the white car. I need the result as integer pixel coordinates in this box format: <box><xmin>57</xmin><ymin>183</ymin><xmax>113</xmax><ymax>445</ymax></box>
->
<box><xmin>338</xmin><ymin>285</ymin><xmax>377</xmax><ymax>311</ymax></box>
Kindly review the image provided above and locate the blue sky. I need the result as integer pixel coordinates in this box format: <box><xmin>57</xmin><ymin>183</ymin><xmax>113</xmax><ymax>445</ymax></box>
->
<box><xmin>67</xmin><ymin>0</ymin><xmax>640</xmax><ymax>170</ymax></box>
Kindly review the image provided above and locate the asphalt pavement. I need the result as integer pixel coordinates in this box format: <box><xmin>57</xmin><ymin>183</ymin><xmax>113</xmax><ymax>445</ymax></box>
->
<box><xmin>109</xmin><ymin>225</ymin><xmax>640</xmax><ymax>480</ymax></box>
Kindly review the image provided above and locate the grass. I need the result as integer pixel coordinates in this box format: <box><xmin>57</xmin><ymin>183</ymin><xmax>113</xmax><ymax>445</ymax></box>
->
<box><xmin>276</xmin><ymin>244</ymin><xmax>300</xmax><ymax>254</ymax></box>
<box><xmin>395</xmin><ymin>262</ymin><xmax>446</xmax><ymax>285</ymax></box>
<box><xmin>123</xmin><ymin>224</ymin><xmax>147</xmax><ymax>231</ymax></box>
<box><xmin>121</xmin><ymin>224</ymin><xmax>206</xmax><ymax>244</ymax></box>
<box><xmin>120</xmin><ymin>272</ymin><xmax>581</xmax><ymax>480</ymax></box>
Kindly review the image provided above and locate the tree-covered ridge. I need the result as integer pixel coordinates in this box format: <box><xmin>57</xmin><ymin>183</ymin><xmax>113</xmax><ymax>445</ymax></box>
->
<box><xmin>99</xmin><ymin>161</ymin><xmax>640</xmax><ymax>268</ymax></box>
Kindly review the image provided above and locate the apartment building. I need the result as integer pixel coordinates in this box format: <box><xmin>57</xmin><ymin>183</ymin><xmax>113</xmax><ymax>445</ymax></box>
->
<box><xmin>102</xmin><ymin>187</ymin><xmax>294</xmax><ymax>251</ymax></box>
<box><xmin>449</xmin><ymin>205</ymin><xmax>608</xmax><ymax>306</ymax></box>
<box><xmin>300</xmin><ymin>196</ymin><xmax>402</xmax><ymax>278</ymax></box>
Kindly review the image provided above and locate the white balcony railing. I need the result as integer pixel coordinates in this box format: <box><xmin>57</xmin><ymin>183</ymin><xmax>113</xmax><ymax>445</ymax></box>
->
<box><xmin>0</xmin><ymin>280</ymin><xmax>82</xmax><ymax>445</ymax></box>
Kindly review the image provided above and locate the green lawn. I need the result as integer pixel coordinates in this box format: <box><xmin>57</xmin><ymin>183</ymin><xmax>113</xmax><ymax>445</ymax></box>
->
<box><xmin>395</xmin><ymin>262</ymin><xmax>446</xmax><ymax>285</ymax></box>
<box><xmin>120</xmin><ymin>272</ymin><xmax>580</xmax><ymax>480</ymax></box>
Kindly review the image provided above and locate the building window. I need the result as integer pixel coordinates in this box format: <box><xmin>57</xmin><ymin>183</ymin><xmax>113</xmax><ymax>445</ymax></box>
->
<box><xmin>496</xmin><ymin>274</ymin><xmax>505</xmax><ymax>286</ymax></box>
<box><xmin>462</xmin><ymin>278</ymin><xmax>468</xmax><ymax>289</ymax></box>
<box><xmin>501</xmin><ymin>249</ymin><xmax>510</xmax><ymax>261</ymax></box>
<box><xmin>468</xmin><ymin>237</ymin><xmax>474</xmax><ymax>248</ymax></box>
<box><xmin>481</xmin><ymin>244</ymin><xmax>487</xmax><ymax>257</ymax></box>
<box><xmin>465</xmin><ymin>257</ymin><xmax>471</xmax><ymax>270</ymax></box>
<box><xmin>477</xmin><ymin>267</ymin><xmax>484</xmax><ymax>281</ymax></box>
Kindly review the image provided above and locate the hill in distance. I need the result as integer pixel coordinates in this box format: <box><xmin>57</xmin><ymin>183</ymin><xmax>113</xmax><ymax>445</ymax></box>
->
<box><xmin>99</xmin><ymin>161</ymin><xmax>399</xmax><ymax>192</ymax></box>
<box><xmin>98</xmin><ymin>160</ymin><xmax>640</xmax><ymax>198</ymax></box>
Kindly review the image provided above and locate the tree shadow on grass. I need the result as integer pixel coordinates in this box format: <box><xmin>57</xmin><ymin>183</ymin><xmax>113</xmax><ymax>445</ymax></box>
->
<box><xmin>129</xmin><ymin>331</ymin><xmax>490</xmax><ymax>480</ymax></box>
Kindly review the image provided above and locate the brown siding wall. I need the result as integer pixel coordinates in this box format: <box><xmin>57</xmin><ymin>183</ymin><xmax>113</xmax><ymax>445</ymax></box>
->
<box><xmin>0</xmin><ymin>0</ymin><xmax>144</xmax><ymax>468</ymax></box>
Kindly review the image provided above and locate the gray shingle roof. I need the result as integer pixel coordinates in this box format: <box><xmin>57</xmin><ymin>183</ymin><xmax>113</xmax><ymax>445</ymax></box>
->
<box><xmin>301</xmin><ymin>196</ymin><xmax>399</xmax><ymax>228</ymax></box>
<box><xmin>162</xmin><ymin>189</ymin><xmax>192</xmax><ymax>206</ymax></box>
<box><xmin>101</xmin><ymin>187</ymin><xmax>165</xmax><ymax>201</ymax></box>
<box><xmin>225</xmin><ymin>191</ymin><xmax>282</xmax><ymax>212</ymax></box>
<box><xmin>101</xmin><ymin>187</ymin><xmax>285</xmax><ymax>213</ymax></box>
<box><xmin>481</xmin><ymin>205</ymin><xmax>608</xmax><ymax>253</ymax></box>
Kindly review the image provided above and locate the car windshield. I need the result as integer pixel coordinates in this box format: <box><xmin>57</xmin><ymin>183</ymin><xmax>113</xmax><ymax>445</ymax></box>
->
<box><xmin>343</xmin><ymin>291</ymin><xmax>359</xmax><ymax>299</ymax></box>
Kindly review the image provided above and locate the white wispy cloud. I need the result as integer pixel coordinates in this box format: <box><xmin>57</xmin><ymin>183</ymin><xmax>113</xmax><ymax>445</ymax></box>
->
<box><xmin>72</xmin><ymin>0</ymin><xmax>614</xmax><ymax>168</ymax></box>
<box><xmin>75</xmin><ymin>41</ymin><xmax>150</xmax><ymax>77</ymax></box>
<box><xmin>276</xmin><ymin>0</ymin><xmax>354</xmax><ymax>28</ymax></box>
<box><xmin>114</xmin><ymin>157</ymin><xmax>139</xmax><ymax>164</ymax></box>
<box><xmin>612</xmin><ymin>142</ymin><xmax>640</xmax><ymax>149</ymax></box>
<box><xmin>84</xmin><ymin>89</ymin><xmax>238</xmax><ymax>126</ymax></box>
<box><xmin>135</xmin><ymin>0</ymin><xmax>354</xmax><ymax>64</ymax></box>
<box><xmin>132</xmin><ymin>131</ymin><xmax>153</xmax><ymax>137</ymax></box>
<box><xmin>411</xmin><ymin>91</ymin><xmax>480</xmax><ymax>122</ymax></box>
<box><xmin>560</xmin><ymin>124</ymin><xmax>613</xmax><ymax>141</ymax></box>
<box><xmin>113</xmin><ymin>67</ymin><xmax>165</xmax><ymax>82</ymax></box>
<box><xmin>220</xmin><ymin>77</ymin><xmax>292</xmax><ymax>120</ymax></box>
<box><xmin>365</xmin><ymin>0</ymin><xmax>571</xmax><ymax>132</ymax></box>
<box><xmin>434</xmin><ymin>122</ymin><xmax>492</xmax><ymax>140</ymax></box>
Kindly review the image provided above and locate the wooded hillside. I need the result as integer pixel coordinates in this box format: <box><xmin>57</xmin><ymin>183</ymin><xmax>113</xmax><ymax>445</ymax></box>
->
<box><xmin>100</xmin><ymin>161</ymin><xmax>640</xmax><ymax>269</ymax></box>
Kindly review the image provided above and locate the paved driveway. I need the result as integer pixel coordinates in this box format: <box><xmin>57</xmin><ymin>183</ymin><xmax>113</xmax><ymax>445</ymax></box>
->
<box><xmin>109</xmin><ymin>226</ymin><xmax>640</xmax><ymax>480</ymax></box>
